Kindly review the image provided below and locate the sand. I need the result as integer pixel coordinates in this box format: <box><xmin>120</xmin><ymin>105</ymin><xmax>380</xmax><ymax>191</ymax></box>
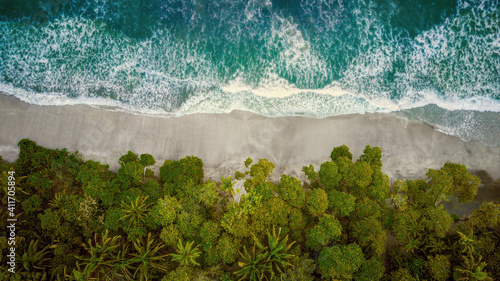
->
<box><xmin>0</xmin><ymin>93</ymin><xmax>499</xmax><ymax>183</ymax></box>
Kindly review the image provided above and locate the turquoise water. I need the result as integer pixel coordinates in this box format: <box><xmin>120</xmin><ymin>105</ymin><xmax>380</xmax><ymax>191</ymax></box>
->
<box><xmin>0</xmin><ymin>0</ymin><xmax>499</xmax><ymax>145</ymax></box>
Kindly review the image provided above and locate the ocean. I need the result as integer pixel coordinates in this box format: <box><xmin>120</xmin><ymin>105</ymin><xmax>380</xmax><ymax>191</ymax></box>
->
<box><xmin>0</xmin><ymin>0</ymin><xmax>499</xmax><ymax>145</ymax></box>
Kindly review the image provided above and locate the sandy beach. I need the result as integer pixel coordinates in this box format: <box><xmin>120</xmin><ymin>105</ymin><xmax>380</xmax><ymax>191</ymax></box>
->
<box><xmin>0</xmin><ymin>93</ymin><xmax>499</xmax><ymax>183</ymax></box>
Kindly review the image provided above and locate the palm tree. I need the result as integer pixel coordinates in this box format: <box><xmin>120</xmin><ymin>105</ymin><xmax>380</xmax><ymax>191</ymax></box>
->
<box><xmin>453</xmin><ymin>230</ymin><xmax>493</xmax><ymax>281</ymax></box>
<box><xmin>127</xmin><ymin>232</ymin><xmax>170</xmax><ymax>281</ymax></box>
<box><xmin>169</xmin><ymin>239</ymin><xmax>201</xmax><ymax>267</ymax></box>
<box><xmin>75</xmin><ymin>230</ymin><xmax>122</xmax><ymax>280</ymax></box>
<box><xmin>120</xmin><ymin>195</ymin><xmax>153</xmax><ymax>230</ymax></box>
<box><xmin>264</xmin><ymin>226</ymin><xmax>296</xmax><ymax>278</ymax></box>
<box><xmin>221</xmin><ymin>176</ymin><xmax>235</xmax><ymax>196</ymax></box>
<box><xmin>424</xmin><ymin>236</ymin><xmax>447</xmax><ymax>255</ymax></box>
<box><xmin>454</xmin><ymin>254</ymin><xmax>493</xmax><ymax>281</ymax></box>
<box><xmin>234</xmin><ymin>244</ymin><xmax>270</xmax><ymax>281</ymax></box>
<box><xmin>111</xmin><ymin>241</ymin><xmax>134</xmax><ymax>280</ymax></box>
<box><xmin>236</xmin><ymin>226</ymin><xmax>296</xmax><ymax>280</ymax></box>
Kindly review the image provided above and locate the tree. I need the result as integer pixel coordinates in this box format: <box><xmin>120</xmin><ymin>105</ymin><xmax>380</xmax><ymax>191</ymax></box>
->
<box><xmin>169</xmin><ymin>240</ymin><xmax>201</xmax><ymax>267</ymax></box>
<box><xmin>160</xmin><ymin>224</ymin><xmax>182</xmax><ymax>248</ymax></box>
<box><xmin>305</xmin><ymin>188</ymin><xmax>328</xmax><ymax>217</ymax></box>
<box><xmin>327</xmin><ymin>189</ymin><xmax>356</xmax><ymax>217</ymax></box>
<box><xmin>260</xmin><ymin>226</ymin><xmax>296</xmax><ymax>279</ymax></box>
<box><xmin>159</xmin><ymin>156</ymin><xmax>204</xmax><ymax>195</ymax></box>
<box><xmin>442</xmin><ymin>162</ymin><xmax>480</xmax><ymax>203</ymax></box>
<box><xmin>128</xmin><ymin>232</ymin><xmax>170</xmax><ymax>280</ymax></box>
<box><xmin>470</xmin><ymin>202</ymin><xmax>500</xmax><ymax>230</ymax></box>
<box><xmin>391</xmin><ymin>206</ymin><xmax>422</xmax><ymax>245</ymax></box>
<box><xmin>117</xmin><ymin>162</ymin><xmax>143</xmax><ymax>187</ymax></box>
<box><xmin>119</xmin><ymin>151</ymin><xmax>140</xmax><ymax>166</ymax></box>
<box><xmin>355</xmin><ymin>257</ymin><xmax>385</xmax><ymax>281</ymax></box>
<box><xmin>359</xmin><ymin>145</ymin><xmax>383</xmax><ymax>172</ymax></box>
<box><xmin>216</xmin><ymin>234</ymin><xmax>240</xmax><ymax>265</ymax></box>
<box><xmin>236</xmin><ymin>226</ymin><xmax>296</xmax><ymax>280</ymax></box>
<box><xmin>282</xmin><ymin>254</ymin><xmax>317</xmax><ymax>281</ymax></box>
<box><xmin>318</xmin><ymin>161</ymin><xmax>341</xmax><ymax>191</ymax></box>
<box><xmin>425</xmin><ymin>168</ymin><xmax>453</xmax><ymax>205</ymax></box>
<box><xmin>244</xmin><ymin>159</ymin><xmax>275</xmax><ymax>192</ymax></box>
<box><xmin>21</xmin><ymin>239</ymin><xmax>53</xmax><ymax>272</ymax></box>
<box><xmin>390</xmin><ymin>268</ymin><xmax>416</xmax><ymax>281</ymax></box>
<box><xmin>426</xmin><ymin>255</ymin><xmax>451</xmax><ymax>281</ymax></box>
<box><xmin>318</xmin><ymin>243</ymin><xmax>365</xmax><ymax>280</ymax></box>
<box><xmin>151</xmin><ymin>195</ymin><xmax>181</xmax><ymax>227</ymax></box>
<box><xmin>139</xmin><ymin>154</ymin><xmax>156</xmax><ymax>167</ymax></box>
<box><xmin>277</xmin><ymin>175</ymin><xmax>305</xmax><ymax>208</ymax></box>
<box><xmin>200</xmin><ymin>221</ymin><xmax>220</xmax><ymax>250</ymax></box>
<box><xmin>346</xmin><ymin>161</ymin><xmax>373</xmax><ymax>198</ymax></box>
<box><xmin>351</xmin><ymin>218</ymin><xmax>386</xmax><ymax>257</ymax></box>
<box><xmin>74</xmin><ymin>230</ymin><xmax>122</xmax><ymax>281</ymax></box>
<box><xmin>330</xmin><ymin>145</ymin><xmax>353</xmax><ymax>162</ymax></box>
<box><xmin>421</xmin><ymin>205</ymin><xmax>453</xmax><ymax>239</ymax></box>
<box><xmin>288</xmin><ymin>207</ymin><xmax>307</xmax><ymax>242</ymax></box>
<box><xmin>302</xmin><ymin>164</ymin><xmax>318</xmax><ymax>183</ymax></box>
<box><xmin>306</xmin><ymin>214</ymin><xmax>342</xmax><ymax>251</ymax></box>
<box><xmin>351</xmin><ymin>197</ymin><xmax>382</xmax><ymax>222</ymax></box>
<box><xmin>120</xmin><ymin>195</ymin><xmax>152</xmax><ymax>230</ymax></box>
<box><xmin>234</xmin><ymin>243</ymin><xmax>270</xmax><ymax>281</ymax></box>
<box><xmin>198</xmin><ymin>180</ymin><xmax>219</xmax><ymax>208</ymax></box>
<box><xmin>176</xmin><ymin>210</ymin><xmax>204</xmax><ymax>242</ymax></box>
<box><xmin>366</xmin><ymin>170</ymin><xmax>390</xmax><ymax>201</ymax></box>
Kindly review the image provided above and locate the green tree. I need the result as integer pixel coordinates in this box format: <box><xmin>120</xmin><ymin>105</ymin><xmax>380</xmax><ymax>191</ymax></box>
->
<box><xmin>346</xmin><ymin>161</ymin><xmax>373</xmax><ymax>198</ymax></box>
<box><xmin>327</xmin><ymin>189</ymin><xmax>356</xmax><ymax>217</ymax></box>
<box><xmin>288</xmin><ymin>207</ymin><xmax>307</xmax><ymax>242</ymax></box>
<box><xmin>421</xmin><ymin>205</ymin><xmax>453</xmax><ymax>239</ymax></box>
<box><xmin>20</xmin><ymin>239</ymin><xmax>53</xmax><ymax>272</ymax></box>
<box><xmin>74</xmin><ymin>230</ymin><xmax>122</xmax><ymax>281</ymax></box>
<box><xmin>200</xmin><ymin>221</ymin><xmax>221</xmax><ymax>250</ymax></box>
<box><xmin>277</xmin><ymin>175</ymin><xmax>305</xmax><ymax>208</ymax></box>
<box><xmin>128</xmin><ymin>232</ymin><xmax>170</xmax><ymax>280</ymax></box>
<box><xmin>119</xmin><ymin>151</ymin><xmax>140</xmax><ymax>166</ymax></box>
<box><xmin>282</xmin><ymin>254</ymin><xmax>317</xmax><ymax>281</ymax></box>
<box><xmin>198</xmin><ymin>180</ymin><xmax>219</xmax><ymax>208</ymax></box>
<box><xmin>151</xmin><ymin>194</ymin><xmax>181</xmax><ymax>227</ymax></box>
<box><xmin>305</xmin><ymin>188</ymin><xmax>328</xmax><ymax>217</ymax></box>
<box><xmin>120</xmin><ymin>195</ymin><xmax>152</xmax><ymax>240</ymax></box>
<box><xmin>390</xmin><ymin>268</ymin><xmax>416</xmax><ymax>281</ymax></box>
<box><xmin>426</xmin><ymin>255</ymin><xmax>451</xmax><ymax>281</ymax></box>
<box><xmin>366</xmin><ymin>170</ymin><xmax>390</xmax><ymax>201</ymax></box>
<box><xmin>244</xmin><ymin>159</ymin><xmax>275</xmax><ymax>192</ymax></box>
<box><xmin>318</xmin><ymin>243</ymin><xmax>365</xmax><ymax>280</ymax></box>
<box><xmin>359</xmin><ymin>145</ymin><xmax>383</xmax><ymax>171</ymax></box>
<box><xmin>319</xmin><ymin>161</ymin><xmax>341</xmax><ymax>191</ymax></box>
<box><xmin>139</xmin><ymin>154</ymin><xmax>156</xmax><ymax>167</ymax></box>
<box><xmin>159</xmin><ymin>156</ymin><xmax>204</xmax><ymax>195</ymax></box>
<box><xmin>470</xmin><ymin>202</ymin><xmax>500</xmax><ymax>230</ymax></box>
<box><xmin>391</xmin><ymin>206</ymin><xmax>422</xmax><ymax>245</ymax></box>
<box><xmin>169</xmin><ymin>240</ymin><xmax>201</xmax><ymax>267</ymax></box>
<box><xmin>355</xmin><ymin>257</ymin><xmax>385</xmax><ymax>281</ymax></box>
<box><xmin>302</xmin><ymin>164</ymin><xmax>318</xmax><ymax>183</ymax></box>
<box><xmin>160</xmin><ymin>224</ymin><xmax>182</xmax><ymax>248</ymax></box>
<box><xmin>306</xmin><ymin>214</ymin><xmax>342</xmax><ymax>251</ymax></box>
<box><xmin>351</xmin><ymin>218</ymin><xmax>386</xmax><ymax>257</ymax></box>
<box><xmin>234</xmin><ymin>244</ymin><xmax>270</xmax><ymax>281</ymax></box>
<box><xmin>442</xmin><ymin>162</ymin><xmax>480</xmax><ymax>203</ymax></box>
<box><xmin>330</xmin><ymin>145</ymin><xmax>353</xmax><ymax>162</ymax></box>
<box><xmin>216</xmin><ymin>234</ymin><xmax>240</xmax><ymax>265</ymax></box>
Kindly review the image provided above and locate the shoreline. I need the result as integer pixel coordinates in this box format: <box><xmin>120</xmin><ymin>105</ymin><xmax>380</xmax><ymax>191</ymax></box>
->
<box><xmin>0</xmin><ymin>93</ymin><xmax>499</xmax><ymax>184</ymax></box>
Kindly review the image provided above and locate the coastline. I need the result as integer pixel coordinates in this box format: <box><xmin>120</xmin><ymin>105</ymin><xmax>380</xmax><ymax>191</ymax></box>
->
<box><xmin>0</xmin><ymin>93</ymin><xmax>499</xmax><ymax>183</ymax></box>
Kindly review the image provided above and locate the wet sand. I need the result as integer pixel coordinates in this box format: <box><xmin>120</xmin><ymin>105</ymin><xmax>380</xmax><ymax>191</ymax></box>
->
<box><xmin>1</xmin><ymin>93</ymin><xmax>499</xmax><ymax>184</ymax></box>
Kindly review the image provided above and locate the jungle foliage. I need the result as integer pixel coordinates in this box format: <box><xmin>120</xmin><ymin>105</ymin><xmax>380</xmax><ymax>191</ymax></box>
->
<box><xmin>0</xmin><ymin>139</ymin><xmax>498</xmax><ymax>280</ymax></box>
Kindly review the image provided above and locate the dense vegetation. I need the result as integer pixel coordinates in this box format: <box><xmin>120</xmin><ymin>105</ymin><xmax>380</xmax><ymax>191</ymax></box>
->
<box><xmin>1</xmin><ymin>139</ymin><xmax>499</xmax><ymax>280</ymax></box>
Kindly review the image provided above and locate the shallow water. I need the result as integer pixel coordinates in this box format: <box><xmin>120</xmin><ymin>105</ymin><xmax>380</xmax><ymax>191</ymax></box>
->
<box><xmin>1</xmin><ymin>0</ymin><xmax>499</xmax><ymax>145</ymax></box>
